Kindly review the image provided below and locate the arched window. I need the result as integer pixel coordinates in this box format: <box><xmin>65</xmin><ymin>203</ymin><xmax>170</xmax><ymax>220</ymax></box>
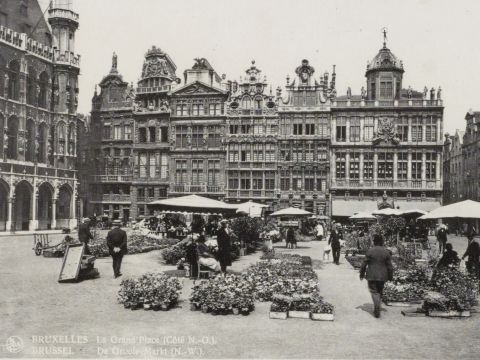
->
<box><xmin>255</xmin><ymin>97</ymin><xmax>263</xmax><ymax>109</ymax></box>
<box><xmin>26</xmin><ymin>67</ymin><xmax>37</xmax><ymax>106</ymax></box>
<box><xmin>7</xmin><ymin>60</ymin><xmax>20</xmax><ymax>101</ymax></box>
<box><xmin>7</xmin><ymin>116</ymin><xmax>18</xmax><ymax>160</ymax></box>
<box><xmin>68</xmin><ymin>123</ymin><xmax>75</xmax><ymax>155</ymax></box>
<box><xmin>242</xmin><ymin>97</ymin><xmax>251</xmax><ymax>109</ymax></box>
<box><xmin>25</xmin><ymin>119</ymin><xmax>36</xmax><ymax>162</ymax></box>
<box><xmin>0</xmin><ymin>55</ymin><xmax>6</xmax><ymax>98</ymax></box>
<box><xmin>57</xmin><ymin>122</ymin><xmax>66</xmax><ymax>156</ymax></box>
<box><xmin>48</xmin><ymin>125</ymin><xmax>55</xmax><ymax>165</ymax></box>
<box><xmin>38</xmin><ymin>123</ymin><xmax>48</xmax><ymax>163</ymax></box>
<box><xmin>38</xmin><ymin>71</ymin><xmax>49</xmax><ymax>109</ymax></box>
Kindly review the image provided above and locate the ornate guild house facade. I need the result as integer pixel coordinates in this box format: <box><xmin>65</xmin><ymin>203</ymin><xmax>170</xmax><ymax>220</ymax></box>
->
<box><xmin>0</xmin><ymin>0</ymin><xmax>81</xmax><ymax>231</ymax></box>
<box><xmin>330</xmin><ymin>39</ymin><xmax>443</xmax><ymax>218</ymax></box>
<box><xmin>80</xmin><ymin>35</ymin><xmax>444</xmax><ymax>222</ymax></box>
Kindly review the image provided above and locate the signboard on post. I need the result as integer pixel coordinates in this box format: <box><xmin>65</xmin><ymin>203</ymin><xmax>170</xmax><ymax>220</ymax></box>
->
<box><xmin>58</xmin><ymin>243</ymin><xmax>85</xmax><ymax>283</ymax></box>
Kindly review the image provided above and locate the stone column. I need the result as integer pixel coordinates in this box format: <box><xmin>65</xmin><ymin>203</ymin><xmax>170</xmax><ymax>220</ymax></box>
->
<box><xmin>436</xmin><ymin>152</ymin><xmax>441</xmax><ymax>189</ymax></box>
<box><xmin>313</xmin><ymin>166</ymin><xmax>318</xmax><ymax>191</ymax></box>
<box><xmin>6</xmin><ymin>197</ymin><xmax>14</xmax><ymax>231</ymax></box>
<box><xmin>331</xmin><ymin>152</ymin><xmax>336</xmax><ymax>183</ymax></box>
<box><xmin>407</xmin><ymin>151</ymin><xmax>412</xmax><ymax>186</ymax></box>
<box><xmin>393</xmin><ymin>152</ymin><xmax>398</xmax><ymax>183</ymax></box>
<box><xmin>421</xmin><ymin>151</ymin><xmax>427</xmax><ymax>188</ymax></box>
<box><xmin>436</xmin><ymin>116</ymin><xmax>441</xmax><ymax>143</ymax></box>
<box><xmin>345</xmin><ymin>118</ymin><xmax>350</xmax><ymax>143</ymax></box>
<box><xmin>289</xmin><ymin>166</ymin><xmax>293</xmax><ymax>191</ymax></box>
<box><xmin>407</xmin><ymin>116</ymin><xmax>412</xmax><ymax>142</ymax></box>
<box><xmin>275</xmin><ymin>166</ymin><xmax>281</xmax><ymax>191</ymax></box>
<box><xmin>373</xmin><ymin>152</ymin><xmax>378</xmax><ymax>186</ymax></box>
<box><xmin>29</xmin><ymin>191</ymin><xmax>38</xmax><ymax>231</ymax></box>
<box><xmin>360</xmin><ymin>117</ymin><xmax>364</xmax><ymax>143</ymax></box>
<box><xmin>51</xmin><ymin>198</ymin><xmax>57</xmax><ymax>229</ymax></box>
<box><xmin>359</xmin><ymin>152</ymin><xmax>364</xmax><ymax>183</ymax></box>
<box><xmin>301</xmin><ymin>166</ymin><xmax>305</xmax><ymax>191</ymax></box>
<box><xmin>71</xmin><ymin>183</ymin><xmax>78</xmax><ymax>229</ymax></box>
<box><xmin>345</xmin><ymin>152</ymin><xmax>350</xmax><ymax>181</ymax></box>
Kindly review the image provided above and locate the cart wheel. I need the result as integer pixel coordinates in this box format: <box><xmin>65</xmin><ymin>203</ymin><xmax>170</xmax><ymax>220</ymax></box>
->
<box><xmin>34</xmin><ymin>242</ymin><xmax>43</xmax><ymax>256</ymax></box>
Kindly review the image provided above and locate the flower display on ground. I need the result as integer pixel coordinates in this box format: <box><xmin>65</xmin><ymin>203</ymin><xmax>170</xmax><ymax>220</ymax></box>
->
<box><xmin>162</xmin><ymin>245</ymin><xmax>187</xmax><ymax>265</ymax></box>
<box><xmin>118</xmin><ymin>273</ymin><xmax>182</xmax><ymax>310</ymax></box>
<box><xmin>383</xmin><ymin>264</ymin><xmax>430</xmax><ymax>303</ymax></box>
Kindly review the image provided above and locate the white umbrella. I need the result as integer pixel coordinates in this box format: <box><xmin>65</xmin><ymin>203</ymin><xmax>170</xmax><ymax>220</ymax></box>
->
<box><xmin>372</xmin><ymin>208</ymin><xmax>402</xmax><ymax>216</ymax></box>
<box><xmin>349</xmin><ymin>212</ymin><xmax>377</xmax><ymax>221</ymax></box>
<box><xmin>270</xmin><ymin>207</ymin><xmax>312</xmax><ymax>217</ymax></box>
<box><xmin>399</xmin><ymin>209</ymin><xmax>427</xmax><ymax>217</ymax></box>
<box><xmin>148</xmin><ymin>194</ymin><xmax>237</xmax><ymax>215</ymax></box>
<box><xmin>235</xmin><ymin>200</ymin><xmax>268</xmax><ymax>217</ymax></box>
<box><xmin>419</xmin><ymin>200</ymin><xmax>480</xmax><ymax>220</ymax></box>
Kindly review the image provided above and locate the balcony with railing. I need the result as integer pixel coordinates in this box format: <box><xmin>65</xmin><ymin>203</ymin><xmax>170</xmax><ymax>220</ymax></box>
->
<box><xmin>99</xmin><ymin>194</ymin><xmax>132</xmax><ymax>203</ymax></box>
<box><xmin>333</xmin><ymin>98</ymin><xmax>442</xmax><ymax>108</ymax></box>
<box><xmin>331</xmin><ymin>179</ymin><xmax>442</xmax><ymax>190</ymax></box>
<box><xmin>90</xmin><ymin>174</ymin><xmax>133</xmax><ymax>183</ymax></box>
<box><xmin>169</xmin><ymin>184</ymin><xmax>225</xmax><ymax>194</ymax></box>
<box><xmin>226</xmin><ymin>189</ymin><xmax>279</xmax><ymax>199</ymax></box>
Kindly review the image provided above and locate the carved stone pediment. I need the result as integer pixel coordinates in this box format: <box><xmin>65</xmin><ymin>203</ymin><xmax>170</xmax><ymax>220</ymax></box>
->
<box><xmin>173</xmin><ymin>81</ymin><xmax>225</xmax><ymax>96</ymax></box>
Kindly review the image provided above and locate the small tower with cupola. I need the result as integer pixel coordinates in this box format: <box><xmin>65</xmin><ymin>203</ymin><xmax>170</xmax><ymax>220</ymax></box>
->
<box><xmin>365</xmin><ymin>30</ymin><xmax>404</xmax><ymax>100</ymax></box>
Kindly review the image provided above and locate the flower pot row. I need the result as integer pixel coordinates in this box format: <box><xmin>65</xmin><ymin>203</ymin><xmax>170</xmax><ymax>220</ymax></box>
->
<box><xmin>190</xmin><ymin>302</ymin><xmax>253</xmax><ymax>316</ymax></box>
<box><xmin>125</xmin><ymin>301</ymin><xmax>174</xmax><ymax>311</ymax></box>
<box><xmin>269</xmin><ymin>311</ymin><xmax>334</xmax><ymax>321</ymax></box>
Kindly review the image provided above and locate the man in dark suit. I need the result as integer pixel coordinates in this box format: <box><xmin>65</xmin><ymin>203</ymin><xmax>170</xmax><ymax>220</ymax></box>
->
<box><xmin>106</xmin><ymin>220</ymin><xmax>128</xmax><ymax>278</ymax></box>
<box><xmin>216</xmin><ymin>220</ymin><xmax>232</xmax><ymax>274</ymax></box>
<box><xmin>78</xmin><ymin>218</ymin><xmax>94</xmax><ymax>255</ymax></box>
<box><xmin>360</xmin><ymin>234</ymin><xmax>393</xmax><ymax>318</ymax></box>
<box><xmin>328</xmin><ymin>227</ymin><xmax>341</xmax><ymax>265</ymax></box>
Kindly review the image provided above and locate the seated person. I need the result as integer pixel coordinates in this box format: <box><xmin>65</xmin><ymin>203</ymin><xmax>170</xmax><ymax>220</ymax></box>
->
<box><xmin>437</xmin><ymin>243</ymin><xmax>460</xmax><ymax>269</ymax></box>
<box><xmin>196</xmin><ymin>235</ymin><xmax>221</xmax><ymax>272</ymax></box>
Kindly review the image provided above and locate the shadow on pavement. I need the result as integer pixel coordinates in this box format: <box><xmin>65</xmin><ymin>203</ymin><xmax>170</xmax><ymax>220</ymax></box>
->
<box><xmin>356</xmin><ymin>303</ymin><xmax>388</xmax><ymax>318</ymax></box>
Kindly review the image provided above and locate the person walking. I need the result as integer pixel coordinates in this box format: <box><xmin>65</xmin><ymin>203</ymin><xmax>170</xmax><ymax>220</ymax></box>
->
<box><xmin>437</xmin><ymin>243</ymin><xmax>460</xmax><ymax>269</ymax></box>
<box><xmin>78</xmin><ymin>218</ymin><xmax>94</xmax><ymax>255</ymax></box>
<box><xmin>436</xmin><ymin>224</ymin><xmax>448</xmax><ymax>254</ymax></box>
<box><xmin>462</xmin><ymin>237</ymin><xmax>480</xmax><ymax>279</ymax></box>
<box><xmin>216</xmin><ymin>220</ymin><xmax>232</xmax><ymax>274</ymax></box>
<box><xmin>359</xmin><ymin>234</ymin><xmax>393</xmax><ymax>318</ymax></box>
<box><xmin>106</xmin><ymin>219</ymin><xmax>128</xmax><ymax>278</ymax></box>
<box><xmin>286</xmin><ymin>227</ymin><xmax>296</xmax><ymax>249</ymax></box>
<box><xmin>328</xmin><ymin>227</ymin><xmax>341</xmax><ymax>265</ymax></box>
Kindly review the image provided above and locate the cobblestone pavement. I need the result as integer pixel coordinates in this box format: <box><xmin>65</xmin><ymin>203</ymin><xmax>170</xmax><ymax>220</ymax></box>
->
<box><xmin>0</xmin><ymin>234</ymin><xmax>478</xmax><ymax>359</ymax></box>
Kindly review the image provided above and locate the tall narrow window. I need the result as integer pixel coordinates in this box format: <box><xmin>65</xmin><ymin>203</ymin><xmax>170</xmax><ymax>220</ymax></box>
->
<box><xmin>426</xmin><ymin>153</ymin><xmax>436</xmax><ymax>180</ymax></box>
<box><xmin>191</xmin><ymin>125</ymin><xmax>204</xmax><ymax>148</ymax></box>
<box><xmin>336</xmin><ymin>118</ymin><xmax>346</xmax><ymax>142</ymax></box>
<box><xmin>208</xmin><ymin>160</ymin><xmax>220</xmax><ymax>185</ymax></box>
<box><xmin>349</xmin><ymin>118</ymin><xmax>360</xmax><ymax>142</ymax></box>
<box><xmin>149</xmin><ymin>155</ymin><xmax>156</xmax><ymax>178</ymax></box>
<box><xmin>411</xmin><ymin>152</ymin><xmax>422</xmax><ymax>180</ymax></box>
<box><xmin>335</xmin><ymin>152</ymin><xmax>346</xmax><ymax>179</ymax></box>
<box><xmin>160</xmin><ymin>127</ymin><xmax>168</xmax><ymax>142</ymax></box>
<box><xmin>192</xmin><ymin>160</ymin><xmax>204</xmax><ymax>185</ymax></box>
<box><xmin>425</xmin><ymin>117</ymin><xmax>437</xmax><ymax>142</ymax></box>
<box><xmin>148</xmin><ymin>127</ymin><xmax>156</xmax><ymax>142</ymax></box>
<box><xmin>138</xmin><ymin>127</ymin><xmax>147</xmax><ymax>143</ymax></box>
<box><xmin>175</xmin><ymin>125</ymin><xmax>188</xmax><ymax>148</ymax></box>
<box><xmin>38</xmin><ymin>71</ymin><xmax>49</xmax><ymax>108</ymax></box>
<box><xmin>124</xmin><ymin>125</ymin><xmax>132</xmax><ymax>140</ymax></box>
<box><xmin>363</xmin><ymin>153</ymin><xmax>374</xmax><ymax>180</ymax></box>
<box><xmin>175</xmin><ymin>160</ymin><xmax>187</xmax><ymax>184</ymax></box>
<box><xmin>396</xmin><ymin>118</ymin><xmax>408</xmax><ymax>142</ymax></box>
<box><xmin>228</xmin><ymin>171</ymin><xmax>239</xmax><ymax>189</ymax></box>
<box><xmin>411</xmin><ymin>117</ymin><xmax>423</xmax><ymax>142</ymax></box>
<box><xmin>26</xmin><ymin>67</ymin><xmax>36</xmax><ymax>105</ymax></box>
<box><xmin>364</xmin><ymin>117</ymin><xmax>374</xmax><ymax>141</ymax></box>
<box><xmin>280</xmin><ymin>169</ymin><xmax>290</xmax><ymax>191</ymax></box>
<box><xmin>397</xmin><ymin>152</ymin><xmax>408</xmax><ymax>180</ymax></box>
<box><xmin>7</xmin><ymin>60</ymin><xmax>20</xmax><ymax>101</ymax></box>
<box><xmin>349</xmin><ymin>152</ymin><xmax>360</xmax><ymax>179</ymax></box>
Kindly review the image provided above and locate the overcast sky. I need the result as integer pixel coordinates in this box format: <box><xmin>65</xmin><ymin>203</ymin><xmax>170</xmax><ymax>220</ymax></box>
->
<box><xmin>40</xmin><ymin>0</ymin><xmax>480</xmax><ymax>134</ymax></box>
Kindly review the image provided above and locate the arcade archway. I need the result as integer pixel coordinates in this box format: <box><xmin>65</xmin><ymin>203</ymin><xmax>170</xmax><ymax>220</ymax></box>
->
<box><xmin>0</xmin><ymin>180</ymin><xmax>9</xmax><ymax>231</ymax></box>
<box><xmin>37</xmin><ymin>182</ymin><xmax>53</xmax><ymax>230</ymax></box>
<box><xmin>57</xmin><ymin>184</ymin><xmax>72</xmax><ymax>228</ymax></box>
<box><xmin>14</xmin><ymin>181</ymin><xmax>32</xmax><ymax>231</ymax></box>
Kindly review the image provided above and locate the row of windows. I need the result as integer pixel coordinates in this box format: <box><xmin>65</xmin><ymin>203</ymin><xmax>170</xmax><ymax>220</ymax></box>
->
<box><xmin>229</xmin><ymin>124</ymin><xmax>277</xmax><ymax>136</ymax></box>
<box><xmin>175</xmin><ymin>125</ymin><xmax>222</xmax><ymax>148</ymax></box>
<box><xmin>335</xmin><ymin>152</ymin><xmax>438</xmax><ymax>180</ymax></box>
<box><xmin>175</xmin><ymin>159</ymin><xmax>221</xmax><ymax>185</ymax></box>
<box><xmin>228</xmin><ymin>143</ymin><xmax>276</xmax><ymax>162</ymax></box>
<box><xmin>175</xmin><ymin>103</ymin><xmax>223</xmax><ymax>116</ymax></box>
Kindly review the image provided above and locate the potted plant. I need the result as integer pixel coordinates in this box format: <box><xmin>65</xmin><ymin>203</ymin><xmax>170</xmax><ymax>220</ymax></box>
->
<box><xmin>310</xmin><ymin>300</ymin><xmax>335</xmax><ymax>321</ymax></box>
<box><xmin>289</xmin><ymin>294</ymin><xmax>312</xmax><ymax>319</ymax></box>
<box><xmin>270</xmin><ymin>295</ymin><xmax>290</xmax><ymax>320</ymax></box>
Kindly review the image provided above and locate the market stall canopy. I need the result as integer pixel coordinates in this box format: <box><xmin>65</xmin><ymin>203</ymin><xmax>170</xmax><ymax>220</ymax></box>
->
<box><xmin>310</xmin><ymin>215</ymin><xmax>330</xmax><ymax>220</ymax></box>
<box><xmin>419</xmin><ymin>200</ymin><xmax>480</xmax><ymax>220</ymax></box>
<box><xmin>399</xmin><ymin>209</ymin><xmax>428</xmax><ymax>217</ymax></box>
<box><xmin>349</xmin><ymin>212</ymin><xmax>377</xmax><ymax>221</ymax></box>
<box><xmin>235</xmin><ymin>200</ymin><xmax>268</xmax><ymax>217</ymax></box>
<box><xmin>332</xmin><ymin>200</ymin><xmax>379</xmax><ymax>217</ymax></box>
<box><xmin>148</xmin><ymin>195</ymin><xmax>237</xmax><ymax>215</ymax></box>
<box><xmin>372</xmin><ymin>208</ymin><xmax>402</xmax><ymax>216</ymax></box>
<box><xmin>270</xmin><ymin>207</ymin><xmax>312</xmax><ymax>217</ymax></box>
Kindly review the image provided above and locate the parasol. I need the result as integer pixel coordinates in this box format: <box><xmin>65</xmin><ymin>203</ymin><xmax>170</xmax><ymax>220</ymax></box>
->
<box><xmin>148</xmin><ymin>194</ymin><xmax>237</xmax><ymax>216</ymax></box>
<box><xmin>235</xmin><ymin>200</ymin><xmax>268</xmax><ymax>217</ymax></box>
<box><xmin>270</xmin><ymin>207</ymin><xmax>312</xmax><ymax>217</ymax></box>
<box><xmin>419</xmin><ymin>200</ymin><xmax>480</xmax><ymax>220</ymax></box>
<box><xmin>372</xmin><ymin>208</ymin><xmax>402</xmax><ymax>216</ymax></box>
<box><xmin>349</xmin><ymin>212</ymin><xmax>377</xmax><ymax>221</ymax></box>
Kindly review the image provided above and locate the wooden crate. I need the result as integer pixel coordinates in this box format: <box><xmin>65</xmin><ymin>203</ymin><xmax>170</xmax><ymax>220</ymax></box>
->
<box><xmin>311</xmin><ymin>313</ymin><xmax>334</xmax><ymax>321</ymax></box>
<box><xmin>288</xmin><ymin>311</ymin><xmax>310</xmax><ymax>319</ymax></box>
<box><xmin>269</xmin><ymin>311</ymin><xmax>288</xmax><ymax>320</ymax></box>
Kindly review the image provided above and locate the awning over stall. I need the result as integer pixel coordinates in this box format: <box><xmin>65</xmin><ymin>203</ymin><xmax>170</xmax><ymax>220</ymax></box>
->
<box><xmin>332</xmin><ymin>200</ymin><xmax>379</xmax><ymax>217</ymax></box>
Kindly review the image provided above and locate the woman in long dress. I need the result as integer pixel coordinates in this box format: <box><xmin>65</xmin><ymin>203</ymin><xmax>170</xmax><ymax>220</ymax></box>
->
<box><xmin>216</xmin><ymin>220</ymin><xmax>232</xmax><ymax>273</ymax></box>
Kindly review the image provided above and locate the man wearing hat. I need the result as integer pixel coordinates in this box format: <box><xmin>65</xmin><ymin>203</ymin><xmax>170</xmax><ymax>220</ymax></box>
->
<box><xmin>106</xmin><ymin>220</ymin><xmax>128</xmax><ymax>278</ymax></box>
<box><xmin>78</xmin><ymin>218</ymin><xmax>94</xmax><ymax>255</ymax></box>
<box><xmin>216</xmin><ymin>220</ymin><xmax>232</xmax><ymax>273</ymax></box>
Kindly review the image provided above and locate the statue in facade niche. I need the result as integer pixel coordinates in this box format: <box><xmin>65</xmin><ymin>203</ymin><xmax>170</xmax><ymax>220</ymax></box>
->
<box><xmin>347</xmin><ymin>87</ymin><xmax>352</xmax><ymax>99</ymax></box>
<box><xmin>160</xmin><ymin>99</ymin><xmax>169</xmax><ymax>111</ymax></box>
<box><xmin>430</xmin><ymin>87</ymin><xmax>435</xmax><ymax>100</ymax></box>
<box><xmin>407</xmin><ymin>86</ymin><xmax>413</xmax><ymax>99</ymax></box>
<box><xmin>361</xmin><ymin>86</ymin><xmax>366</xmax><ymax>99</ymax></box>
<box><xmin>437</xmin><ymin>87</ymin><xmax>442</xmax><ymax>100</ymax></box>
<box><xmin>423</xmin><ymin>86</ymin><xmax>428</xmax><ymax>99</ymax></box>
